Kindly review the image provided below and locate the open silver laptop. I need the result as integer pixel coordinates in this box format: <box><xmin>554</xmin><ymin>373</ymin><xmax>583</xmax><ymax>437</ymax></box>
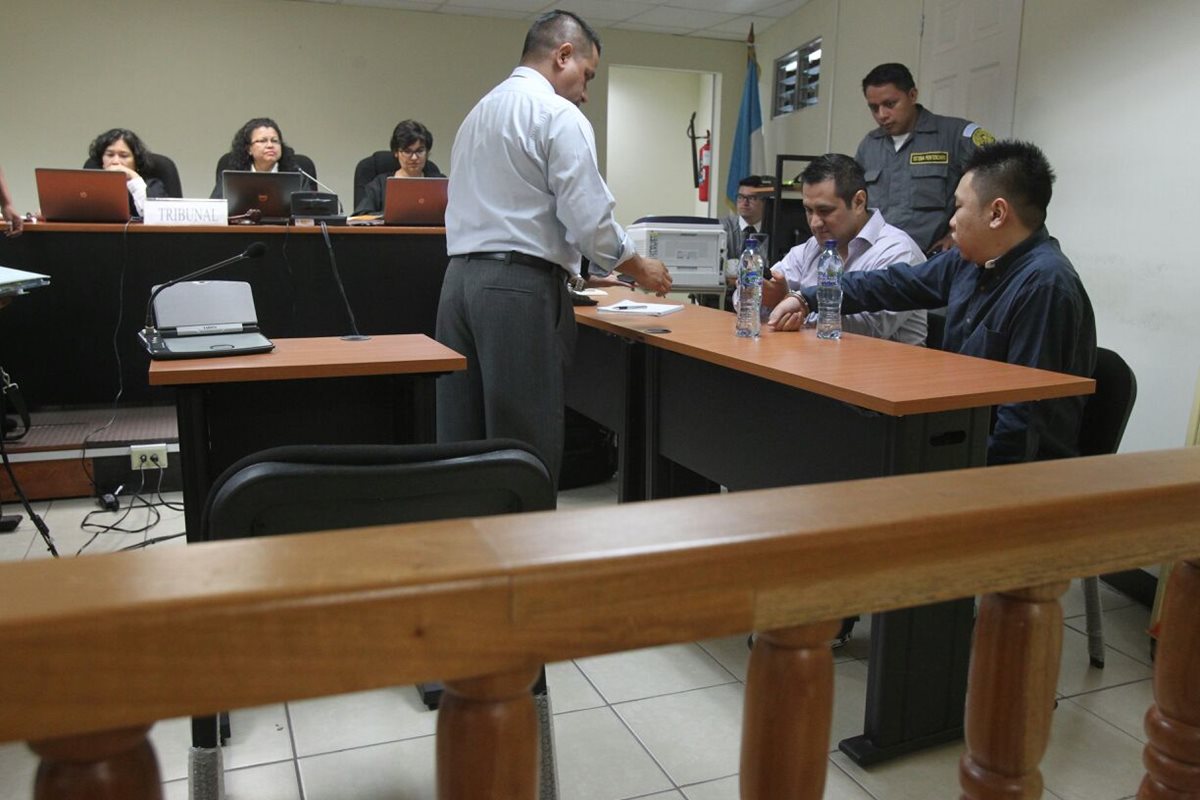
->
<box><xmin>143</xmin><ymin>280</ymin><xmax>274</xmax><ymax>360</ymax></box>
<box><xmin>0</xmin><ymin>266</ymin><xmax>50</xmax><ymax>298</ymax></box>
<box><xmin>383</xmin><ymin>177</ymin><xmax>448</xmax><ymax>225</ymax></box>
<box><xmin>35</xmin><ymin>168</ymin><xmax>131</xmax><ymax>223</ymax></box>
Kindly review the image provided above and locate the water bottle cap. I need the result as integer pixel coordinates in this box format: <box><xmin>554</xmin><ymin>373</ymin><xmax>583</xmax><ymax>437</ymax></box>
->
<box><xmin>823</xmin><ymin>239</ymin><xmax>837</xmax><ymax>249</ymax></box>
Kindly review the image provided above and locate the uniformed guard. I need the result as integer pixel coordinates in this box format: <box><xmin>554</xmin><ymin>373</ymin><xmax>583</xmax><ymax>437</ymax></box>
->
<box><xmin>854</xmin><ymin>62</ymin><xmax>994</xmax><ymax>255</ymax></box>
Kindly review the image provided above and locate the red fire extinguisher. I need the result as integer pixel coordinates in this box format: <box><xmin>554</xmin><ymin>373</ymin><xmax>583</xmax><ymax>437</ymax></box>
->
<box><xmin>698</xmin><ymin>138</ymin><xmax>711</xmax><ymax>202</ymax></box>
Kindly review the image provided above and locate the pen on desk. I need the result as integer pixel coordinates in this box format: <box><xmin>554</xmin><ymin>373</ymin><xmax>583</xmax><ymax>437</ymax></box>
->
<box><xmin>617</xmin><ymin>304</ymin><xmax>646</xmax><ymax>310</ymax></box>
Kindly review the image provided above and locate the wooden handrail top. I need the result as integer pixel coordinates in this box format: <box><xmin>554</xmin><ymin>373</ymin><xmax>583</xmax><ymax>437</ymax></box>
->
<box><xmin>1</xmin><ymin>448</ymin><xmax>1196</xmax><ymax>743</ymax></box>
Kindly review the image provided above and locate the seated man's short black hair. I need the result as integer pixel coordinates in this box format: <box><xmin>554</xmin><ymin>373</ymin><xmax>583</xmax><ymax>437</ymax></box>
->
<box><xmin>738</xmin><ymin>175</ymin><xmax>766</xmax><ymax>189</ymax></box>
<box><xmin>862</xmin><ymin>63</ymin><xmax>916</xmax><ymax>93</ymax></box>
<box><xmin>965</xmin><ymin>140</ymin><xmax>1056</xmax><ymax>229</ymax></box>
<box><xmin>800</xmin><ymin>154</ymin><xmax>867</xmax><ymax>206</ymax></box>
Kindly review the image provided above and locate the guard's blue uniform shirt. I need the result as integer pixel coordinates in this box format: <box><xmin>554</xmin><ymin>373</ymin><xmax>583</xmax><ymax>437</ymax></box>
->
<box><xmin>855</xmin><ymin>105</ymin><xmax>992</xmax><ymax>252</ymax></box>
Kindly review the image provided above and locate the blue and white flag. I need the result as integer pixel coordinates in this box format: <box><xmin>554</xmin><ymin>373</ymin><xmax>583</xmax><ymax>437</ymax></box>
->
<box><xmin>725</xmin><ymin>25</ymin><xmax>765</xmax><ymax>206</ymax></box>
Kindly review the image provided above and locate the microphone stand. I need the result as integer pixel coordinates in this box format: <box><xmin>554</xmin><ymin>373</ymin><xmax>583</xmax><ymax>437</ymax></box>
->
<box><xmin>138</xmin><ymin>244</ymin><xmax>266</xmax><ymax>354</ymax></box>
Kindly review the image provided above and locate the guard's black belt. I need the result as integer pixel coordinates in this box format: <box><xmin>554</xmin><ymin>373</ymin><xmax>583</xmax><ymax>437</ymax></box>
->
<box><xmin>461</xmin><ymin>251</ymin><xmax>560</xmax><ymax>273</ymax></box>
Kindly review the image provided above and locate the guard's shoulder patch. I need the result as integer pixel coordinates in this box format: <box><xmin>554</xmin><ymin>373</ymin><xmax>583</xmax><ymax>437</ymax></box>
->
<box><xmin>964</xmin><ymin>123</ymin><xmax>995</xmax><ymax>146</ymax></box>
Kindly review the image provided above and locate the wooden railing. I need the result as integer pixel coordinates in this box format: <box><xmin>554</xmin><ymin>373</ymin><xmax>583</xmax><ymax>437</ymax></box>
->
<box><xmin>0</xmin><ymin>448</ymin><xmax>1197</xmax><ymax>799</ymax></box>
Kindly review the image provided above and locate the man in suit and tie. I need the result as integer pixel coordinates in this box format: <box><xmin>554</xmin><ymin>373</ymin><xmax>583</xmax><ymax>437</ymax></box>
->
<box><xmin>722</xmin><ymin>175</ymin><xmax>767</xmax><ymax>258</ymax></box>
<box><xmin>701</xmin><ymin>175</ymin><xmax>768</xmax><ymax>310</ymax></box>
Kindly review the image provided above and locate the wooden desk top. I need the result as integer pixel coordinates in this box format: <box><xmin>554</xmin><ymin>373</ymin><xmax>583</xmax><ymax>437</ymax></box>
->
<box><xmin>149</xmin><ymin>335</ymin><xmax>465</xmax><ymax>387</ymax></box>
<box><xmin>576</xmin><ymin>303</ymin><xmax>1094</xmax><ymax>416</ymax></box>
<box><xmin>5</xmin><ymin>221</ymin><xmax>444</xmax><ymax>236</ymax></box>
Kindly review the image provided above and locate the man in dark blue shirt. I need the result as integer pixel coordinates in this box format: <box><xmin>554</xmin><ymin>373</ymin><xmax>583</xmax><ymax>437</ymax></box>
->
<box><xmin>768</xmin><ymin>140</ymin><xmax>1096</xmax><ymax>465</ymax></box>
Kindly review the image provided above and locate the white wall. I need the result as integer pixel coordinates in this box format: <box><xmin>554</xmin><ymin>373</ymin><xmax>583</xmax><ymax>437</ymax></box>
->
<box><xmin>755</xmin><ymin>0</ymin><xmax>923</xmax><ymax>163</ymax></box>
<box><xmin>756</xmin><ymin>0</ymin><xmax>1198</xmax><ymax>453</ymax></box>
<box><xmin>0</xmin><ymin>0</ymin><xmax>745</xmax><ymax>212</ymax></box>
<box><xmin>607</xmin><ymin>66</ymin><xmax>713</xmax><ymax>227</ymax></box>
<box><xmin>1015</xmin><ymin>0</ymin><xmax>1200</xmax><ymax>452</ymax></box>
<box><xmin>756</xmin><ymin>0</ymin><xmax>838</xmax><ymax>161</ymax></box>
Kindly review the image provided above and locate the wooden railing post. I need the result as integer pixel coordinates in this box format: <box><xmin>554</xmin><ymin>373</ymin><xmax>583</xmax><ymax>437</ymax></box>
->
<box><xmin>960</xmin><ymin>582</ymin><xmax>1068</xmax><ymax>800</ymax></box>
<box><xmin>1139</xmin><ymin>558</ymin><xmax>1200</xmax><ymax>799</ymax></box>
<box><xmin>29</xmin><ymin>724</ymin><xmax>162</xmax><ymax>800</ymax></box>
<box><xmin>741</xmin><ymin>619</ymin><xmax>841</xmax><ymax>800</ymax></box>
<box><xmin>437</xmin><ymin>666</ymin><xmax>541</xmax><ymax>800</ymax></box>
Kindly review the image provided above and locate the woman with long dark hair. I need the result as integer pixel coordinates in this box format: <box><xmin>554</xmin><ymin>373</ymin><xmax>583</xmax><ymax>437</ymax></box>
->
<box><xmin>88</xmin><ymin>128</ymin><xmax>167</xmax><ymax>216</ymax></box>
<box><xmin>212</xmin><ymin>117</ymin><xmax>315</xmax><ymax>198</ymax></box>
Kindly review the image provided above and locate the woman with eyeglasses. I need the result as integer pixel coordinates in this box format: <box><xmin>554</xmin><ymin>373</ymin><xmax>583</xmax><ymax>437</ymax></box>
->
<box><xmin>87</xmin><ymin>128</ymin><xmax>169</xmax><ymax>217</ymax></box>
<box><xmin>211</xmin><ymin>117</ymin><xmax>315</xmax><ymax>198</ymax></box>
<box><xmin>353</xmin><ymin>119</ymin><xmax>445</xmax><ymax>215</ymax></box>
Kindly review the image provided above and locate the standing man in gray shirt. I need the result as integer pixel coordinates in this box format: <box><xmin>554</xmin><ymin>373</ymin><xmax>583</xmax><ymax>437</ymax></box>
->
<box><xmin>855</xmin><ymin>63</ymin><xmax>994</xmax><ymax>255</ymax></box>
<box><xmin>437</xmin><ymin>10</ymin><xmax>671</xmax><ymax>487</ymax></box>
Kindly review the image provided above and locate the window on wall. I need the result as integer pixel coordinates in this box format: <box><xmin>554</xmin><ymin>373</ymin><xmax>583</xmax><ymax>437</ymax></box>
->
<box><xmin>773</xmin><ymin>38</ymin><xmax>822</xmax><ymax>117</ymax></box>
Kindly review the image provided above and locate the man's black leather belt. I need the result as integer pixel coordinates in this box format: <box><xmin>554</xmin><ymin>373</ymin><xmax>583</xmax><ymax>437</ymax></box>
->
<box><xmin>462</xmin><ymin>251</ymin><xmax>559</xmax><ymax>273</ymax></box>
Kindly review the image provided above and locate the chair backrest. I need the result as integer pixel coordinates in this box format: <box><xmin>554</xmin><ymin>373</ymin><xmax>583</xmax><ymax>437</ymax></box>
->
<box><xmin>83</xmin><ymin>153</ymin><xmax>184</xmax><ymax>198</ymax></box>
<box><xmin>354</xmin><ymin>150</ymin><xmax>398</xmax><ymax>209</ymax></box>
<box><xmin>352</xmin><ymin>150</ymin><xmax>444</xmax><ymax>208</ymax></box>
<box><xmin>1077</xmin><ymin>347</ymin><xmax>1137</xmax><ymax>457</ymax></box>
<box><xmin>201</xmin><ymin>439</ymin><xmax>555</xmax><ymax>541</ymax></box>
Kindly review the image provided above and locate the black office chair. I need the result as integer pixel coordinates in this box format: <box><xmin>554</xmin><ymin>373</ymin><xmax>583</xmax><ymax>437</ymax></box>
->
<box><xmin>210</xmin><ymin>151</ymin><xmax>318</xmax><ymax>197</ymax></box>
<box><xmin>926</xmin><ymin>307</ymin><xmax>947</xmax><ymax>350</ymax></box>
<box><xmin>188</xmin><ymin>439</ymin><xmax>558</xmax><ymax>800</ymax></box>
<box><xmin>82</xmin><ymin>152</ymin><xmax>184</xmax><ymax>197</ymax></box>
<box><xmin>1077</xmin><ymin>347</ymin><xmax>1137</xmax><ymax>668</ymax></box>
<box><xmin>352</xmin><ymin>150</ymin><xmax>443</xmax><ymax>209</ymax></box>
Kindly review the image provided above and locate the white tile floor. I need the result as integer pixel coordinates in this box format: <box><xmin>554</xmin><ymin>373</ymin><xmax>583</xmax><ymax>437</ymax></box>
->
<box><xmin>0</xmin><ymin>482</ymin><xmax>1157</xmax><ymax>799</ymax></box>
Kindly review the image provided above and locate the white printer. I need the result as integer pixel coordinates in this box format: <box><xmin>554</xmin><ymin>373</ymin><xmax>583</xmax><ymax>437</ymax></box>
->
<box><xmin>627</xmin><ymin>217</ymin><xmax>727</xmax><ymax>290</ymax></box>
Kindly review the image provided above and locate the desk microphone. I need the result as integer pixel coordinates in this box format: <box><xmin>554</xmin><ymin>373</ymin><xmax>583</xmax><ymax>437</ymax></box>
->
<box><xmin>296</xmin><ymin>167</ymin><xmax>344</xmax><ymax>215</ymax></box>
<box><xmin>139</xmin><ymin>242</ymin><xmax>268</xmax><ymax>352</ymax></box>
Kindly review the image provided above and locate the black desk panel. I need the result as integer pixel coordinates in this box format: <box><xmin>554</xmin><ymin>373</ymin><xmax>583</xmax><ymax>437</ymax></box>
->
<box><xmin>0</xmin><ymin>226</ymin><xmax>448</xmax><ymax>408</ymax></box>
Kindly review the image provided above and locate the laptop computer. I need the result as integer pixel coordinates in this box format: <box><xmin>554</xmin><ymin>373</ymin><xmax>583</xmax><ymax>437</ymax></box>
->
<box><xmin>35</xmin><ymin>168</ymin><xmax>131</xmax><ymax>223</ymax></box>
<box><xmin>383</xmin><ymin>177</ymin><xmax>448</xmax><ymax>225</ymax></box>
<box><xmin>221</xmin><ymin>170</ymin><xmax>307</xmax><ymax>223</ymax></box>
<box><xmin>141</xmin><ymin>280</ymin><xmax>275</xmax><ymax>360</ymax></box>
<box><xmin>0</xmin><ymin>265</ymin><xmax>50</xmax><ymax>298</ymax></box>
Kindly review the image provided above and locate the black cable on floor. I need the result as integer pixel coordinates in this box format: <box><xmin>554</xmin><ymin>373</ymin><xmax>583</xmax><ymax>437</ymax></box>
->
<box><xmin>77</xmin><ymin>464</ymin><xmax>186</xmax><ymax>554</ymax></box>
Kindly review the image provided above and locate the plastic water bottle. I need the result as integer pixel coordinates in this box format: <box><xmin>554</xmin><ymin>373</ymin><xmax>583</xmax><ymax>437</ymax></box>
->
<box><xmin>815</xmin><ymin>239</ymin><xmax>844</xmax><ymax>340</ymax></box>
<box><xmin>736</xmin><ymin>235</ymin><xmax>764</xmax><ymax>338</ymax></box>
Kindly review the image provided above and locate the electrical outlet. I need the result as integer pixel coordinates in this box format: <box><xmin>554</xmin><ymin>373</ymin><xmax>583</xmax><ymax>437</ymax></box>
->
<box><xmin>130</xmin><ymin>443</ymin><xmax>169</xmax><ymax>470</ymax></box>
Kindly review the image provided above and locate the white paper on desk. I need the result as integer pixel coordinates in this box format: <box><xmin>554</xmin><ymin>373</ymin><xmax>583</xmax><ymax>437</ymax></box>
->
<box><xmin>597</xmin><ymin>301</ymin><xmax>683</xmax><ymax>316</ymax></box>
